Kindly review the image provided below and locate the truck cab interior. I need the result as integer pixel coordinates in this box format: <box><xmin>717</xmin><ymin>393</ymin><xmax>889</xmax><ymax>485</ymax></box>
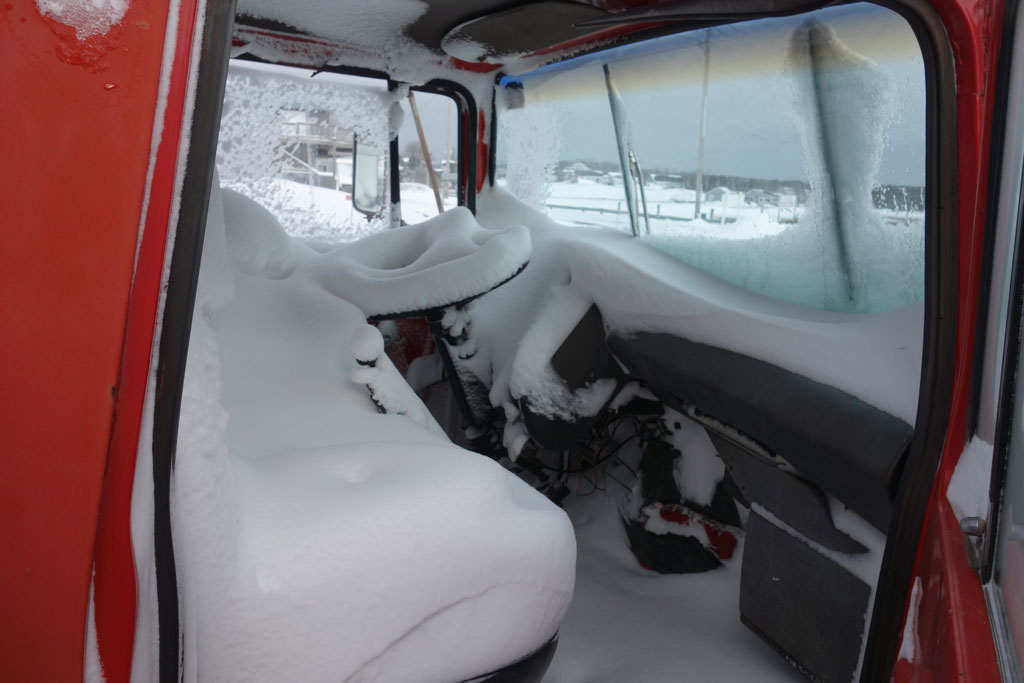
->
<box><xmin>149</xmin><ymin>0</ymin><xmax>962</xmax><ymax>681</ymax></box>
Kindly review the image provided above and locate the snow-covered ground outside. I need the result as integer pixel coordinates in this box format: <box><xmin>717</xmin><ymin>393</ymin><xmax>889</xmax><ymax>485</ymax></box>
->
<box><xmin>222</xmin><ymin>177</ymin><xmax>456</xmax><ymax>245</ymax></box>
<box><xmin>542</xmin><ymin>179</ymin><xmax>796</xmax><ymax>236</ymax></box>
<box><xmin>544</xmin><ymin>179</ymin><xmax>923</xmax><ymax>238</ymax></box>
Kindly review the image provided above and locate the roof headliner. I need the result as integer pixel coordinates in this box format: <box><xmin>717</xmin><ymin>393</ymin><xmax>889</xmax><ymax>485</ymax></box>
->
<box><xmin>234</xmin><ymin>0</ymin><xmax>663</xmax><ymax>65</ymax></box>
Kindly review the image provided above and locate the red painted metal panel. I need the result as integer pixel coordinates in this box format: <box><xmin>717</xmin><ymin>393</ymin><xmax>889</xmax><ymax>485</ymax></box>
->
<box><xmin>90</xmin><ymin>0</ymin><xmax>202</xmax><ymax>679</ymax></box>
<box><xmin>0</xmin><ymin>0</ymin><xmax>171</xmax><ymax>679</ymax></box>
<box><xmin>476</xmin><ymin>110</ymin><xmax>488</xmax><ymax>193</ymax></box>
<box><xmin>893</xmin><ymin>498</ymin><xmax>1000</xmax><ymax>681</ymax></box>
<box><xmin>891</xmin><ymin>0</ymin><xmax>1004</xmax><ymax>679</ymax></box>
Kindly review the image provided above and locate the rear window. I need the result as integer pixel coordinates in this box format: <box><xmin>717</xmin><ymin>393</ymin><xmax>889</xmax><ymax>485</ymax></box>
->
<box><xmin>495</xmin><ymin>3</ymin><xmax>926</xmax><ymax>314</ymax></box>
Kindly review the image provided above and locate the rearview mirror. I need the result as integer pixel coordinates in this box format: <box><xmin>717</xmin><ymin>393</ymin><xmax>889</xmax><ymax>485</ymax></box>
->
<box><xmin>352</xmin><ymin>136</ymin><xmax>386</xmax><ymax>217</ymax></box>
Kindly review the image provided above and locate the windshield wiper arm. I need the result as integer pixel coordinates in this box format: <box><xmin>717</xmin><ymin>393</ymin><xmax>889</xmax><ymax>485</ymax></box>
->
<box><xmin>629</xmin><ymin>149</ymin><xmax>651</xmax><ymax>235</ymax></box>
<box><xmin>603</xmin><ymin>64</ymin><xmax>640</xmax><ymax>237</ymax></box>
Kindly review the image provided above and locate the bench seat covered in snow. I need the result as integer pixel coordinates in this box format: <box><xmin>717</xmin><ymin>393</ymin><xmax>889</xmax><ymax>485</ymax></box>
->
<box><xmin>170</xmin><ymin>186</ymin><xmax>574</xmax><ymax>683</ymax></box>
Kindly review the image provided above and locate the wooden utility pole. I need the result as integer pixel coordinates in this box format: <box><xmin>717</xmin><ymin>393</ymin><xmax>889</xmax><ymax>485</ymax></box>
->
<box><xmin>694</xmin><ymin>30</ymin><xmax>711</xmax><ymax>220</ymax></box>
<box><xmin>445</xmin><ymin>102</ymin><xmax>451</xmax><ymax>174</ymax></box>
<box><xmin>408</xmin><ymin>91</ymin><xmax>445</xmax><ymax>214</ymax></box>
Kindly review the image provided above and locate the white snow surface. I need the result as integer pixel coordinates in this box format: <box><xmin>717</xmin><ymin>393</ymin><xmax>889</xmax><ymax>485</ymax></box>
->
<box><xmin>473</xmin><ymin>187</ymin><xmax>922</xmax><ymax>426</ymax></box>
<box><xmin>508</xmin><ymin>285</ymin><xmax>616</xmax><ymax>424</ymax></box>
<box><xmin>896</xmin><ymin>577</ymin><xmax>923</xmax><ymax>664</ymax></box>
<box><xmin>233</xmin><ymin>0</ymin><xmax>457</xmax><ymax>85</ymax></box>
<box><xmin>350</xmin><ymin>323</ymin><xmax>446</xmax><ymax>437</ymax></box>
<box><xmin>35</xmin><ymin>0</ymin><xmax>128</xmax><ymax>39</ymax></box>
<box><xmin>947</xmin><ymin>437</ymin><xmax>994</xmax><ymax>522</ymax></box>
<box><xmin>666</xmin><ymin>409</ymin><xmax>726</xmax><ymax>508</ymax></box>
<box><xmin>545</xmin><ymin>491</ymin><xmax>801</xmax><ymax>683</ymax></box>
<box><xmin>236</xmin><ymin>0</ymin><xmax>426</xmax><ymax>54</ymax></box>
<box><xmin>222</xmin><ymin>188</ymin><xmax>296</xmax><ymax>280</ymax></box>
<box><xmin>84</xmin><ymin>569</ymin><xmax>104</xmax><ymax>683</ymax></box>
<box><xmin>314</xmin><ymin>206</ymin><xmax>531</xmax><ymax>318</ymax></box>
<box><xmin>172</xmin><ymin>186</ymin><xmax>575</xmax><ymax>682</ymax></box>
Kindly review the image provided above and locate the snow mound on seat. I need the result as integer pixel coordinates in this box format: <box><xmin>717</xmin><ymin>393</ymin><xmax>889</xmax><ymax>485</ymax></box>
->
<box><xmin>222</xmin><ymin>188</ymin><xmax>296</xmax><ymax>279</ymax></box>
<box><xmin>316</xmin><ymin>206</ymin><xmax>531</xmax><ymax>318</ymax></box>
<box><xmin>172</xmin><ymin>186</ymin><xmax>575</xmax><ymax>682</ymax></box>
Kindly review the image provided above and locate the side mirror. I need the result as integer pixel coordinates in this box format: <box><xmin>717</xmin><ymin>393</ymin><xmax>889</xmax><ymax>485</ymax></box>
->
<box><xmin>352</xmin><ymin>136</ymin><xmax>386</xmax><ymax>217</ymax></box>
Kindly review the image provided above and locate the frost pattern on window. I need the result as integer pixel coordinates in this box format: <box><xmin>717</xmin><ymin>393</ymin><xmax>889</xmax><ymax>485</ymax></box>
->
<box><xmin>495</xmin><ymin>90</ymin><xmax>565</xmax><ymax>214</ymax></box>
<box><xmin>217</xmin><ymin>63</ymin><xmax>393</xmax><ymax>244</ymax></box>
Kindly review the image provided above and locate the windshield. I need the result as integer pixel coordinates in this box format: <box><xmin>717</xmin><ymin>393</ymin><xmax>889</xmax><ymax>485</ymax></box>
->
<box><xmin>495</xmin><ymin>3</ymin><xmax>926</xmax><ymax>314</ymax></box>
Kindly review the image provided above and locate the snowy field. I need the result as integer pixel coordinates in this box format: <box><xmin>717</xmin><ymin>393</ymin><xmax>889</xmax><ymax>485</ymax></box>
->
<box><xmin>543</xmin><ymin>180</ymin><xmax>794</xmax><ymax>238</ymax></box>
<box><xmin>491</xmin><ymin>179</ymin><xmax>926</xmax><ymax>315</ymax></box>
<box><xmin>542</xmin><ymin>179</ymin><xmax>923</xmax><ymax>242</ymax></box>
<box><xmin>223</xmin><ymin>177</ymin><xmax>457</xmax><ymax>245</ymax></box>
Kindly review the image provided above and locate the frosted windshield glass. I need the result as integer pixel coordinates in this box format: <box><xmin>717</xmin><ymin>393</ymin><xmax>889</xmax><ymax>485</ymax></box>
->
<box><xmin>496</xmin><ymin>3</ymin><xmax>926</xmax><ymax>314</ymax></box>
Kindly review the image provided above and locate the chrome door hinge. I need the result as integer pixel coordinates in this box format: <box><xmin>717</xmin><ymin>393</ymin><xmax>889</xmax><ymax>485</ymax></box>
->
<box><xmin>960</xmin><ymin>516</ymin><xmax>987</xmax><ymax>570</ymax></box>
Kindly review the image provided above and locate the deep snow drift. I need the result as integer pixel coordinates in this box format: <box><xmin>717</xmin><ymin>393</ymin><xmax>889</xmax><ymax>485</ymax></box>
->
<box><xmin>171</xmin><ymin>184</ymin><xmax>575</xmax><ymax>682</ymax></box>
<box><xmin>466</xmin><ymin>187</ymin><xmax>922</xmax><ymax>463</ymax></box>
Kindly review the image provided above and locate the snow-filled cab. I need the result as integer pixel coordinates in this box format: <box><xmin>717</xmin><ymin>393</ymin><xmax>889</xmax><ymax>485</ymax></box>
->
<box><xmin>5</xmin><ymin>0</ymin><xmax>1024</xmax><ymax>681</ymax></box>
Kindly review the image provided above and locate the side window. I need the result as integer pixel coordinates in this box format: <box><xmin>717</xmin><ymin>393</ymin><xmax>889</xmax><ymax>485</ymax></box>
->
<box><xmin>217</xmin><ymin>61</ymin><xmax>394</xmax><ymax>243</ymax></box>
<box><xmin>218</xmin><ymin>64</ymin><xmax>463</xmax><ymax>239</ymax></box>
<box><xmin>495</xmin><ymin>69</ymin><xmax>631</xmax><ymax>233</ymax></box>
<box><xmin>395</xmin><ymin>89</ymin><xmax>460</xmax><ymax>225</ymax></box>
<box><xmin>495</xmin><ymin>3</ymin><xmax>926</xmax><ymax>314</ymax></box>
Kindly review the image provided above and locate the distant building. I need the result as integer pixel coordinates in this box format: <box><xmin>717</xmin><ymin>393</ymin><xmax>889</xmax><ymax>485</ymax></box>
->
<box><xmin>744</xmin><ymin>189</ymin><xmax>777</xmax><ymax>206</ymax></box>
<box><xmin>704</xmin><ymin>186</ymin><xmax>732</xmax><ymax>202</ymax></box>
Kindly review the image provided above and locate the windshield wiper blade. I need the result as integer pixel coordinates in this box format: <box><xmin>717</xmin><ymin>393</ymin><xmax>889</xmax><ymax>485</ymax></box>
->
<box><xmin>603</xmin><ymin>64</ymin><xmax>640</xmax><ymax>237</ymax></box>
